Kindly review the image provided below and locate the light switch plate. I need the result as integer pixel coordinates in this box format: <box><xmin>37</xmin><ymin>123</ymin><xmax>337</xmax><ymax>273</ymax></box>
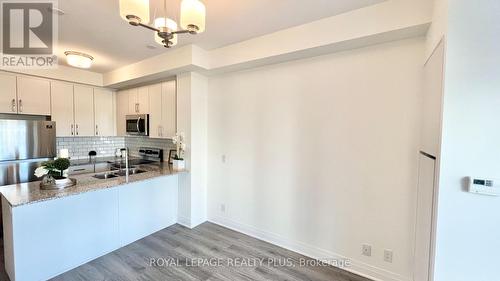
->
<box><xmin>384</xmin><ymin>249</ymin><xmax>393</xmax><ymax>263</ymax></box>
<box><xmin>362</xmin><ymin>244</ymin><xmax>372</xmax><ymax>257</ymax></box>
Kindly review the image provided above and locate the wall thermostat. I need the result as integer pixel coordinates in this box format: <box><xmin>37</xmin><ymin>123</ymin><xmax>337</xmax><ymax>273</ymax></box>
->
<box><xmin>467</xmin><ymin>177</ymin><xmax>500</xmax><ymax>196</ymax></box>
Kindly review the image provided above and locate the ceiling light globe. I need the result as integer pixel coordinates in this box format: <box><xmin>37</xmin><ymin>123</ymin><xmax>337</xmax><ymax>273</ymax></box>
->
<box><xmin>120</xmin><ymin>0</ymin><xmax>150</xmax><ymax>24</ymax></box>
<box><xmin>180</xmin><ymin>0</ymin><xmax>205</xmax><ymax>33</ymax></box>
<box><xmin>154</xmin><ymin>17</ymin><xmax>178</xmax><ymax>31</ymax></box>
<box><xmin>154</xmin><ymin>17</ymin><xmax>178</xmax><ymax>47</ymax></box>
<box><xmin>64</xmin><ymin>51</ymin><xmax>93</xmax><ymax>69</ymax></box>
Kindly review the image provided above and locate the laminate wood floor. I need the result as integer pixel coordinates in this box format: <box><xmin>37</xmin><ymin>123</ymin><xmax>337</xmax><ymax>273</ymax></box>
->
<box><xmin>14</xmin><ymin>222</ymin><xmax>373</xmax><ymax>281</ymax></box>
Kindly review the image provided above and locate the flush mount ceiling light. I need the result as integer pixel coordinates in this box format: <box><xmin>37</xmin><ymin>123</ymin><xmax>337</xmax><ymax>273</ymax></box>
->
<box><xmin>64</xmin><ymin>51</ymin><xmax>94</xmax><ymax>69</ymax></box>
<box><xmin>119</xmin><ymin>0</ymin><xmax>206</xmax><ymax>48</ymax></box>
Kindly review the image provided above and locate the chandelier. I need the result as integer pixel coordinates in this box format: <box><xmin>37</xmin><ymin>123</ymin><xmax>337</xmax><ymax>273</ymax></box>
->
<box><xmin>119</xmin><ymin>0</ymin><xmax>206</xmax><ymax>48</ymax></box>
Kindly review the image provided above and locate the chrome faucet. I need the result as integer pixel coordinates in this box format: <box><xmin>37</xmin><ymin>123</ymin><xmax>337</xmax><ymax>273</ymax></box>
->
<box><xmin>124</xmin><ymin>148</ymin><xmax>129</xmax><ymax>183</ymax></box>
<box><xmin>116</xmin><ymin>148</ymin><xmax>130</xmax><ymax>182</ymax></box>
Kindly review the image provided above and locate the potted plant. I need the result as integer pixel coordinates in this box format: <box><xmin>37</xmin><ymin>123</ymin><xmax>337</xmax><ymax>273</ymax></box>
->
<box><xmin>171</xmin><ymin>132</ymin><xmax>187</xmax><ymax>171</ymax></box>
<box><xmin>35</xmin><ymin>158</ymin><xmax>75</xmax><ymax>189</ymax></box>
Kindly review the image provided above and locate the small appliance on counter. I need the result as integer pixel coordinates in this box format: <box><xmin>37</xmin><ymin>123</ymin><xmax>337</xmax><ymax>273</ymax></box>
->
<box><xmin>138</xmin><ymin>147</ymin><xmax>163</xmax><ymax>163</ymax></box>
<box><xmin>126</xmin><ymin>114</ymin><xmax>149</xmax><ymax>136</ymax></box>
<box><xmin>107</xmin><ymin>147</ymin><xmax>163</xmax><ymax>171</ymax></box>
<box><xmin>0</xmin><ymin>115</ymin><xmax>56</xmax><ymax>186</ymax></box>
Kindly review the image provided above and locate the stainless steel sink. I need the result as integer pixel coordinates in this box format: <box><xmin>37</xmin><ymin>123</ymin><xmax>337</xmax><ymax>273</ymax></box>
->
<box><xmin>93</xmin><ymin>173</ymin><xmax>119</xmax><ymax>180</ymax></box>
<box><xmin>114</xmin><ymin>169</ymin><xmax>147</xmax><ymax>176</ymax></box>
<box><xmin>93</xmin><ymin>168</ymin><xmax>147</xmax><ymax>180</ymax></box>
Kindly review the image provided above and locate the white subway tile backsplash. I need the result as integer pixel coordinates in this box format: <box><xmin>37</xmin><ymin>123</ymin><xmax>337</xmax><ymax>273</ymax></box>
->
<box><xmin>56</xmin><ymin>136</ymin><xmax>175</xmax><ymax>161</ymax></box>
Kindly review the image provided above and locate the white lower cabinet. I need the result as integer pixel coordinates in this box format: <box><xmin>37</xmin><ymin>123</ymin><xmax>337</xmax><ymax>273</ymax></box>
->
<box><xmin>119</xmin><ymin>176</ymin><xmax>178</xmax><ymax>245</ymax></box>
<box><xmin>2</xmin><ymin>176</ymin><xmax>178</xmax><ymax>281</ymax></box>
<box><xmin>73</xmin><ymin>85</ymin><xmax>95</xmax><ymax>136</ymax></box>
<box><xmin>94</xmin><ymin>89</ymin><xmax>115</xmax><ymax>136</ymax></box>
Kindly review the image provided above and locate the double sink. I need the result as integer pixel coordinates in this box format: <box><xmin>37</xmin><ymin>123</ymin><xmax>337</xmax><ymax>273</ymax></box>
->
<box><xmin>93</xmin><ymin>165</ymin><xmax>147</xmax><ymax>180</ymax></box>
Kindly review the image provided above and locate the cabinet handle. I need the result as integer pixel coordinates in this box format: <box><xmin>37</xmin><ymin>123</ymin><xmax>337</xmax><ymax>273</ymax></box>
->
<box><xmin>96</xmin><ymin>125</ymin><xmax>99</xmax><ymax>136</ymax></box>
<box><xmin>11</xmin><ymin>99</ymin><xmax>16</xmax><ymax>112</ymax></box>
<box><xmin>158</xmin><ymin>126</ymin><xmax>161</xmax><ymax>137</ymax></box>
<box><xmin>18</xmin><ymin>99</ymin><xmax>23</xmax><ymax>112</ymax></box>
<box><xmin>160</xmin><ymin>126</ymin><xmax>163</xmax><ymax>137</ymax></box>
<box><xmin>71</xmin><ymin>124</ymin><xmax>74</xmax><ymax>136</ymax></box>
<box><xmin>76</xmin><ymin>124</ymin><xmax>79</xmax><ymax>136</ymax></box>
<box><xmin>136</xmin><ymin>103</ymin><xmax>139</xmax><ymax>113</ymax></box>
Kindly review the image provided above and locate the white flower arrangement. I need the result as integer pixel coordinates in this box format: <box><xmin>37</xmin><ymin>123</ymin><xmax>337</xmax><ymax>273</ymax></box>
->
<box><xmin>171</xmin><ymin>132</ymin><xmax>187</xmax><ymax>160</ymax></box>
<box><xmin>34</xmin><ymin>158</ymin><xmax>71</xmax><ymax>179</ymax></box>
<box><xmin>34</xmin><ymin>166</ymin><xmax>49</xmax><ymax>178</ymax></box>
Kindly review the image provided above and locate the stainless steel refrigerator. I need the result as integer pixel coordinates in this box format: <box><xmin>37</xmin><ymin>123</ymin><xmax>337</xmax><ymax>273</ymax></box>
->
<box><xmin>0</xmin><ymin>116</ymin><xmax>56</xmax><ymax>186</ymax></box>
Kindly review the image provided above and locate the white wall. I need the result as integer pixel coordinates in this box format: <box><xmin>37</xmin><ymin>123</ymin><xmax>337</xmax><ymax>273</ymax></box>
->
<box><xmin>207</xmin><ymin>38</ymin><xmax>425</xmax><ymax>281</ymax></box>
<box><xmin>177</xmin><ymin>72</ymin><xmax>208</xmax><ymax>228</ymax></box>
<box><xmin>433</xmin><ymin>1</ymin><xmax>500</xmax><ymax>281</ymax></box>
<box><xmin>103</xmin><ymin>0</ymin><xmax>432</xmax><ymax>88</ymax></box>
<box><xmin>425</xmin><ymin>0</ymin><xmax>448</xmax><ymax>60</ymax></box>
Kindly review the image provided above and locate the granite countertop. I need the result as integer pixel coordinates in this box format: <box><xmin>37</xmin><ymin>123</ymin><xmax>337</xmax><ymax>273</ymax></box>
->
<box><xmin>0</xmin><ymin>163</ymin><xmax>185</xmax><ymax>208</ymax></box>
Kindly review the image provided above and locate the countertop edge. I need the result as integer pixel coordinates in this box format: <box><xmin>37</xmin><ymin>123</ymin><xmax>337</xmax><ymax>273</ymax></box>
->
<box><xmin>0</xmin><ymin>168</ymin><xmax>187</xmax><ymax>208</ymax></box>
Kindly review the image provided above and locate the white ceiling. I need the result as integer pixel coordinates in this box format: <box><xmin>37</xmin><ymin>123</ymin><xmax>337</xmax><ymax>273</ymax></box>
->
<box><xmin>55</xmin><ymin>0</ymin><xmax>384</xmax><ymax>73</ymax></box>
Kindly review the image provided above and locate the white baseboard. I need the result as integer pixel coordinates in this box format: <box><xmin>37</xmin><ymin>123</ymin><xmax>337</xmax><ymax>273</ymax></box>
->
<box><xmin>177</xmin><ymin>215</ymin><xmax>206</xmax><ymax>229</ymax></box>
<box><xmin>177</xmin><ymin>215</ymin><xmax>192</xmax><ymax>228</ymax></box>
<box><xmin>208</xmin><ymin>215</ymin><xmax>411</xmax><ymax>281</ymax></box>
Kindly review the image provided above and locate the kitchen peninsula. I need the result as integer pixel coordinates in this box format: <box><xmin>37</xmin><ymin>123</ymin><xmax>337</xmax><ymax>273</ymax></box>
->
<box><xmin>0</xmin><ymin>159</ymin><xmax>183</xmax><ymax>281</ymax></box>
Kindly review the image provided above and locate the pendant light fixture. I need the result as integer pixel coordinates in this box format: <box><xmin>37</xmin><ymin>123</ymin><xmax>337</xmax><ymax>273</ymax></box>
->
<box><xmin>119</xmin><ymin>0</ymin><xmax>206</xmax><ymax>48</ymax></box>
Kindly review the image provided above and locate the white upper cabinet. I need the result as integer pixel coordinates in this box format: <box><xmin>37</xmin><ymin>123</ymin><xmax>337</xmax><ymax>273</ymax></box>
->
<box><xmin>128</xmin><ymin>87</ymin><xmax>149</xmax><ymax>114</ymax></box>
<box><xmin>161</xmin><ymin>80</ymin><xmax>177</xmax><ymax>138</ymax></box>
<box><xmin>16</xmin><ymin>76</ymin><xmax>51</xmax><ymax>115</ymax></box>
<box><xmin>121</xmin><ymin>81</ymin><xmax>176</xmax><ymax>139</ymax></box>
<box><xmin>137</xmin><ymin>86</ymin><xmax>149</xmax><ymax>114</ymax></box>
<box><xmin>0</xmin><ymin>73</ymin><xmax>17</xmax><ymax>114</ymax></box>
<box><xmin>1</xmin><ymin>71</ymin><xmax>116</xmax><ymax>137</ymax></box>
<box><xmin>73</xmin><ymin>85</ymin><xmax>95</xmax><ymax>137</ymax></box>
<box><xmin>148</xmin><ymin>83</ymin><xmax>162</xmax><ymax>138</ymax></box>
<box><xmin>116</xmin><ymin>91</ymin><xmax>129</xmax><ymax>136</ymax></box>
<box><xmin>127</xmin><ymin>89</ymin><xmax>136</xmax><ymax>114</ymax></box>
<box><xmin>50</xmin><ymin>81</ymin><xmax>74</xmax><ymax>137</ymax></box>
<box><xmin>94</xmin><ymin>88</ymin><xmax>115</xmax><ymax>136</ymax></box>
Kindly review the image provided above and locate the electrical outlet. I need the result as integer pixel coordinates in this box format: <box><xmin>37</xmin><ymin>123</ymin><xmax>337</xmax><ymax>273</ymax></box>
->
<box><xmin>220</xmin><ymin>204</ymin><xmax>226</xmax><ymax>213</ymax></box>
<box><xmin>384</xmin><ymin>249</ymin><xmax>393</xmax><ymax>263</ymax></box>
<box><xmin>362</xmin><ymin>244</ymin><xmax>372</xmax><ymax>257</ymax></box>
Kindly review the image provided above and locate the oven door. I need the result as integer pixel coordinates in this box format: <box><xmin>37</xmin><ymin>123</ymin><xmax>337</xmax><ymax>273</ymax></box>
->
<box><xmin>126</xmin><ymin>115</ymin><xmax>149</xmax><ymax>136</ymax></box>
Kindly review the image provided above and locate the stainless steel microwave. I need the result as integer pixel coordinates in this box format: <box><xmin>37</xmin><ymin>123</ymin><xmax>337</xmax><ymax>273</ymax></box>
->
<box><xmin>126</xmin><ymin>114</ymin><xmax>149</xmax><ymax>136</ymax></box>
